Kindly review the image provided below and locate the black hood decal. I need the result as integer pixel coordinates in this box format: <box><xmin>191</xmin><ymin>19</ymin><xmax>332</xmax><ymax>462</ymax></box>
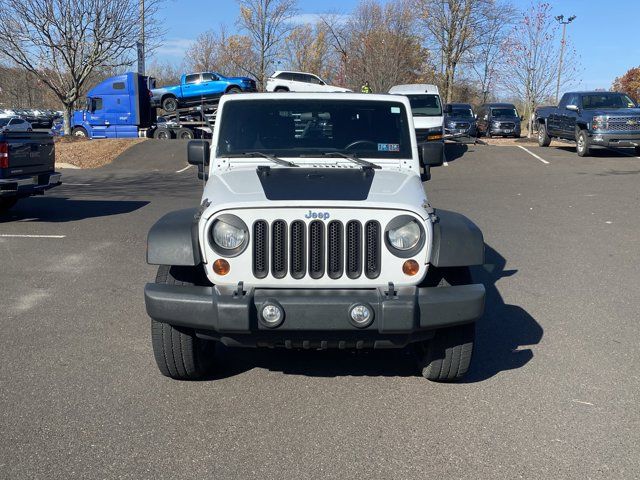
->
<box><xmin>256</xmin><ymin>167</ymin><xmax>375</xmax><ymax>201</ymax></box>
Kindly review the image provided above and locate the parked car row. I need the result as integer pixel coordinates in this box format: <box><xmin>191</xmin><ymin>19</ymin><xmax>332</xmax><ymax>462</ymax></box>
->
<box><xmin>1</xmin><ymin>108</ymin><xmax>62</xmax><ymax>128</ymax></box>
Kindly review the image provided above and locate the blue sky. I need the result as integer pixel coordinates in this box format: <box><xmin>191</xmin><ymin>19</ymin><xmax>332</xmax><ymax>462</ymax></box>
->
<box><xmin>155</xmin><ymin>0</ymin><xmax>640</xmax><ymax>91</ymax></box>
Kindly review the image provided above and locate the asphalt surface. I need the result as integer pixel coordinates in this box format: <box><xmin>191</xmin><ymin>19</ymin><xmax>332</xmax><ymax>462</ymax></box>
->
<box><xmin>1</xmin><ymin>140</ymin><xmax>639</xmax><ymax>479</ymax></box>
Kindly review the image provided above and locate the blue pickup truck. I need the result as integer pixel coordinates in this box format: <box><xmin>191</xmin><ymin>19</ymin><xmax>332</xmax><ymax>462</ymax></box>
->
<box><xmin>536</xmin><ymin>91</ymin><xmax>640</xmax><ymax>157</ymax></box>
<box><xmin>151</xmin><ymin>72</ymin><xmax>257</xmax><ymax>112</ymax></box>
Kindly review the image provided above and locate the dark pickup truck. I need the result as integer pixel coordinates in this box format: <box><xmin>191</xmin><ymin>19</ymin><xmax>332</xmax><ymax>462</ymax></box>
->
<box><xmin>0</xmin><ymin>132</ymin><xmax>61</xmax><ymax>213</ymax></box>
<box><xmin>536</xmin><ymin>91</ymin><xmax>640</xmax><ymax>157</ymax></box>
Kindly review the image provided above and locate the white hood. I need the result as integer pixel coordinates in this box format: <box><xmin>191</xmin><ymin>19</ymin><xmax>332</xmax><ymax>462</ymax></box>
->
<box><xmin>201</xmin><ymin>166</ymin><xmax>429</xmax><ymax>220</ymax></box>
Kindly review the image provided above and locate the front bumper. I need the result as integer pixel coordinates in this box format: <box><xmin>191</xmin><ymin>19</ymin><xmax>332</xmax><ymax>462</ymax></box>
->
<box><xmin>489</xmin><ymin>126</ymin><xmax>521</xmax><ymax>136</ymax></box>
<box><xmin>589</xmin><ymin>132</ymin><xmax>640</xmax><ymax>148</ymax></box>
<box><xmin>0</xmin><ymin>172</ymin><xmax>61</xmax><ymax>197</ymax></box>
<box><xmin>144</xmin><ymin>283</ymin><xmax>485</xmax><ymax>348</ymax></box>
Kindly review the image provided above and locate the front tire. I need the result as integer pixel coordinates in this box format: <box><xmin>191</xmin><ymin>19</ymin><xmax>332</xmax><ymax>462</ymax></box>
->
<box><xmin>414</xmin><ymin>266</ymin><xmax>476</xmax><ymax>381</ymax></box>
<box><xmin>151</xmin><ymin>265</ymin><xmax>215</xmax><ymax>380</ymax></box>
<box><xmin>414</xmin><ymin>323</ymin><xmax>475</xmax><ymax>382</ymax></box>
<box><xmin>72</xmin><ymin>127</ymin><xmax>87</xmax><ymax>138</ymax></box>
<box><xmin>162</xmin><ymin>96</ymin><xmax>178</xmax><ymax>112</ymax></box>
<box><xmin>538</xmin><ymin>123</ymin><xmax>551</xmax><ymax>146</ymax></box>
<box><xmin>576</xmin><ymin>128</ymin><xmax>590</xmax><ymax>157</ymax></box>
<box><xmin>226</xmin><ymin>86</ymin><xmax>242</xmax><ymax>94</ymax></box>
<box><xmin>175</xmin><ymin>128</ymin><xmax>194</xmax><ymax>140</ymax></box>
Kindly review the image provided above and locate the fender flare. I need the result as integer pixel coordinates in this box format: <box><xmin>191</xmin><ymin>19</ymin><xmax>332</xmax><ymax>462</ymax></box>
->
<box><xmin>147</xmin><ymin>208</ymin><xmax>202</xmax><ymax>266</ymax></box>
<box><xmin>430</xmin><ymin>209</ymin><xmax>484</xmax><ymax>267</ymax></box>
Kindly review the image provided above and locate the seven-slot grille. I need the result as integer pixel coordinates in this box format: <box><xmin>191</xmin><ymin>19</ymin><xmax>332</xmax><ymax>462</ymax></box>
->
<box><xmin>252</xmin><ymin>219</ymin><xmax>380</xmax><ymax>280</ymax></box>
<box><xmin>454</xmin><ymin>122</ymin><xmax>471</xmax><ymax>130</ymax></box>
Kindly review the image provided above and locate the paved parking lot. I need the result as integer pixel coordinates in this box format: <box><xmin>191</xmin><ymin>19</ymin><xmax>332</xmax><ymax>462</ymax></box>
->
<box><xmin>1</xmin><ymin>140</ymin><xmax>639</xmax><ymax>479</ymax></box>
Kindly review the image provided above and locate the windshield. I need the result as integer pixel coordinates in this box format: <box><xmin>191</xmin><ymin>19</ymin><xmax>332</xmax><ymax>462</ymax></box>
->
<box><xmin>491</xmin><ymin>108</ymin><xmax>518</xmax><ymax>118</ymax></box>
<box><xmin>0</xmin><ymin>118</ymin><xmax>10</xmax><ymax>126</ymax></box>
<box><xmin>405</xmin><ymin>94</ymin><xmax>442</xmax><ymax>117</ymax></box>
<box><xmin>450</xmin><ymin>107</ymin><xmax>473</xmax><ymax>117</ymax></box>
<box><xmin>582</xmin><ymin>93</ymin><xmax>636</xmax><ymax>109</ymax></box>
<box><xmin>216</xmin><ymin>99</ymin><xmax>412</xmax><ymax>159</ymax></box>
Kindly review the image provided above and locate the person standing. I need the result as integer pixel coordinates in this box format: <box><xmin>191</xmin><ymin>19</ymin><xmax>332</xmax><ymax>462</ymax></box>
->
<box><xmin>361</xmin><ymin>81</ymin><xmax>372</xmax><ymax>94</ymax></box>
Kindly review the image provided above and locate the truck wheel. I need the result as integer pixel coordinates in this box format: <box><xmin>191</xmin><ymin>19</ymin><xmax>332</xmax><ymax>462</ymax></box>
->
<box><xmin>162</xmin><ymin>96</ymin><xmax>178</xmax><ymax>112</ymax></box>
<box><xmin>576</xmin><ymin>129</ymin><xmax>590</xmax><ymax>157</ymax></box>
<box><xmin>0</xmin><ymin>197</ymin><xmax>18</xmax><ymax>214</ymax></box>
<box><xmin>153</xmin><ymin>127</ymin><xmax>173</xmax><ymax>140</ymax></box>
<box><xmin>175</xmin><ymin>128</ymin><xmax>194</xmax><ymax>140</ymax></box>
<box><xmin>151</xmin><ymin>265</ymin><xmax>216</xmax><ymax>380</ymax></box>
<box><xmin>414</xmin><ymin>323</ymin><xmax>475</xmax><ymax>382</ymax></box>
<box><xmin>72</xmin><ymin>127</ymin><xmax>87</xmax><ymax>138</ymax></box>
<box><xmin>226</xmin><ymin>86</ymin><xmax>242</xmax><ymax>94</ymax></box>
<box><xmin>538</xmin><ymin>123</ymin><xmax>551</xmax><ymax>147</ymax></box>
<box><xmin>274</xmin><ymin>87</ymin><xmax>289</xmax><ymax>93</ymax></box>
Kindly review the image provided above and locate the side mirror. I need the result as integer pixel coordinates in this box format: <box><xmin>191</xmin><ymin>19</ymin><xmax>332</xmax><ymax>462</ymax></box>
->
<box><xmin>566</xmin><ymin>104</ymin><xmax>579</xmax><ymax>112</ymax></box>
<box><xmin>188</xmin><ymin>139</ymin><xmax>210</xmax><ymax>166</ymax></box>
<box><xmin>418</xmin><ymin>142</ymin><xmax>444</xmax><ymax>181</ymax></box>
<box><xmin>188</xmin><ymin>139</ymin><xmax>210</xmax><ymax>180</ymax></box>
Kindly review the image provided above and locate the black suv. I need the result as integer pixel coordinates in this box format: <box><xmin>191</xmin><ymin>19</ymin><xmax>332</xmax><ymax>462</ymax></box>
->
<box><xmin>444</xmin><ymin>103</ymin><xmax>477</xmax><ymax>142</ymax></box>
<box><xmin>477</xmin><ymin>103</ymin><xmax>522</xmax><ymax>138</ymax></box>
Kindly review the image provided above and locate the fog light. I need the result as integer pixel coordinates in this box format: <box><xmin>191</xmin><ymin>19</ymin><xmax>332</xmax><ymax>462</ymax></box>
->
<box><xmin>261</xmin><ymin>303</ymin><xmax>284</xmax><ymax>327</ymax></box>
<box><xmin>213</xmin><ymin>259</ymin><xmax>230</xmax><ymax>275</ymax></box>
<box><xmin>349</xmin><ymin>304</ymin><xmax>373</xmax><ymax>328</ymax></box>
<box><xmin>403</xmin><ymin>259</ymin><xmax>420</xmax><ymax>276</ymax></box>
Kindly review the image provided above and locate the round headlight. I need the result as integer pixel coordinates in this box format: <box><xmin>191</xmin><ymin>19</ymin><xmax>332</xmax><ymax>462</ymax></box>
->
<box><xmin>211</xmin><ymin>215</ymin><xmax>248</xmax><ymax>254</ymax></box>
<box><xmin>388</xmin><ymin>220</ymin><xmax>421</xmax><ymax>251</ymax></box>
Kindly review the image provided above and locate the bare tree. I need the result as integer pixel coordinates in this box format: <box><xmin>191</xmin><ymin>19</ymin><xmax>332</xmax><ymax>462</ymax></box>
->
<box><xmin>339</xmin><ymin>0</ymin><xmax>428</xmax><ymax>93</ymax></box>
<box><xmin>236</xmin><ymin>0</ymin><xmax>298</xmax><ymax>89</ymax></box>
<box><xmin>185</xmin><ymin>30</ymin><xmax>220</xmax><ymax>73</ymax></box>
<box><xmin>0</xmin><ymin>0</ymin><xmax>163</xmax><ymax>134</ymax></box>
<box><xmin>285</xmin><ymin>22</ymin><xmax>339</xmax><ymax>82</ymax></box>
<box><xmin>415</xmin><ymin>0</ymin><xmax>492</xmax><ymax>103</ymax></box>
<box><xmin>501</xmin><ymin>2</ymin><xmax>579</xmax><ymax>136</ymax></box>
<box><xmin>470</xmin><ymin>2</ymin><xmax>516</xmax><ymax>103</ymax></box>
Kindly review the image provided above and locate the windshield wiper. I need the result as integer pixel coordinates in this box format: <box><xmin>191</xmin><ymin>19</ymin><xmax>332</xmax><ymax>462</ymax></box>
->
<box><xmin>323</xmin><ymin>152</ymin><xmax>381</xmax><ymax>169</ymax></box>
<box><xmin>233</xmin><ymin>151</ymin><xmax>299</xmax><ymax>167</ymax></box>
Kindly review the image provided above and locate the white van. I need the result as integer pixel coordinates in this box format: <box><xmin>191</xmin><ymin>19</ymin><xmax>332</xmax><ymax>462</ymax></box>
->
<box><xmin>389</xmin><ymin>84</ymin><xmax>444</xmax><ymax>143</ymax></box>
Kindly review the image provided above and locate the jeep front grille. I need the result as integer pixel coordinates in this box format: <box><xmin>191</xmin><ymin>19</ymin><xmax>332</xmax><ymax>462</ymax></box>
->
<box><xmin>252</xmin><ymin>220</ymin><xmax>380</xmax><ymax>280</ymax></box>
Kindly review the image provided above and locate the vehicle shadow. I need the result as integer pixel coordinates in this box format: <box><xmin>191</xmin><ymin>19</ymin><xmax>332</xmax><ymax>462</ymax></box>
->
<box><xmin>0</xmin><ymin>196</ymin><xmax>148</xmax><ymax>223</ymax></box>
<box><xmin>444</xmin><ymin>143</ymin><xmax>469</xmax><ymax>163</ymax></box>
<box><xmin>211</xmin><ymin>243</ymin><xmax>542</xmax><ymax>382</ymax></box>
<box><xmin>461</xmin><ymin>244</ymin><xmax>543</xmax><ymax>383</ymax></box>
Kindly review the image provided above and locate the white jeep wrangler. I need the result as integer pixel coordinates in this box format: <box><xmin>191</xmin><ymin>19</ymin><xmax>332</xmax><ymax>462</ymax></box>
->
<box><xmin>144</xmin><ymin>93</ymin><xmax>485</xmax><ymax>382</ymax></box>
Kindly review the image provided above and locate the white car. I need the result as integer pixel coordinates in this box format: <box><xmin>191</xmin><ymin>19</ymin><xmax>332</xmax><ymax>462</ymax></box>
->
<box><xmin>0</xmin><ymin>116</ymin><xmax>33</xmax><ymax>132</ymax></box>
<box><xmin>144</xmin><ymin>92</ymin><xmax>486</xmax><ymax>383</ymax></box>
<box><xmin>389</xmin><ymin>84</ymin><xmax>444</xmax><ymax>143</ymax></box>
<box><xmin>266</xmin><ymin>71</ymin><xmax>352</xmax><ymax>93</ymax></box>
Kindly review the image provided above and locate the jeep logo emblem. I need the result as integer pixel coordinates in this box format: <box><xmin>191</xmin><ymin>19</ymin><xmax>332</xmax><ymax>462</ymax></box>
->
<box><xmin>305</xmin><ymin>210</ymin><xmax>330</xmax><ymax>220</ymax></box>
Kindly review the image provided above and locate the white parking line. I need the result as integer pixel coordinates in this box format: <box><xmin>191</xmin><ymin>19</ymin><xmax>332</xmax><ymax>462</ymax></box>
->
<box><xmin>176</xmin><ymin>165</ymin><xmax>194</xmax><ymax>173</ymax></box>
<box><xmin>0</xmin><ymin>234</ymin><xmax>66</xmax><ymax>239</ymax></box>
<box><xmin>517</xmin><ymin>145</ymin><xmax>550</xmax><ymax>164</ymax></box>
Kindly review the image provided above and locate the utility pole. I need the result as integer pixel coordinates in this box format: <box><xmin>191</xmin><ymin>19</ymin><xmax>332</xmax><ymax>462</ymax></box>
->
<box><xmin>555</xmin><ymin>14</ymin><xmax>576</xmax><ymax>104</ymax></box>
<box><xmin>137</xmin><ymin>0</ymin><xmax>145</xmax><ymax>75</ymax></box>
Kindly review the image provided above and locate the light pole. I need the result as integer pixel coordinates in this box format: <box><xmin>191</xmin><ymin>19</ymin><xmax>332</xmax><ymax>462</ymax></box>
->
<box><xmin>555</xmin><ymin>14</ymin><xmax>576</xmax><ymax>104</ymax></box>
<box><xmin>138</xmin><ymin>0</ymin><xmax>145</xmax><ymax>75</ymax></box>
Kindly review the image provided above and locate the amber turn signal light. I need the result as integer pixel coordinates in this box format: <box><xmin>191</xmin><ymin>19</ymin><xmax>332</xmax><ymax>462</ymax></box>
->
<box><xmin>402</xmin><ymin>260</ymin><xmax>420</xmax><ymax>276</ymax></box>
<box><xmin>213</xmin><ymin>259</ymin><xmax>230</xmax><ymax>275</ymax></box>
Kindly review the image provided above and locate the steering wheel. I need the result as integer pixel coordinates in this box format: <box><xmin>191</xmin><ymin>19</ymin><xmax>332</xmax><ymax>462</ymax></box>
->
<box><xmin>344</xmin><ymin>140</ymin><xmax>378</xmax><ymax>150</ymax></box>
